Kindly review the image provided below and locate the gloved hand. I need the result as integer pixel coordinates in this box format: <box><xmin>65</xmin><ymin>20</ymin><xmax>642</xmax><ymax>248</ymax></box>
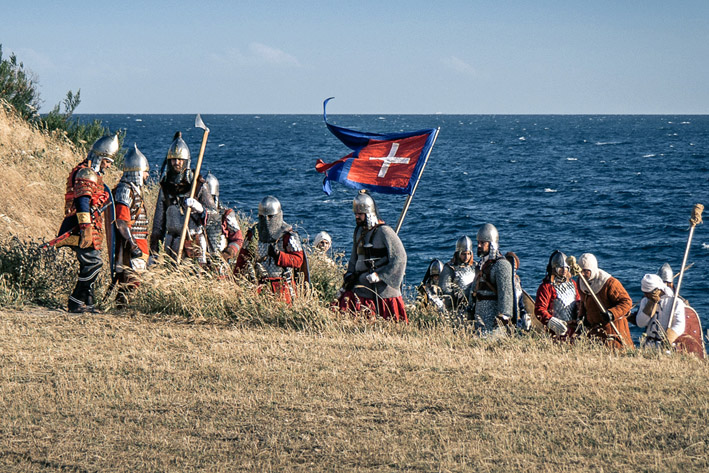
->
<box><xmin>79</xmin><ymin>225</ymin><xmax>93</xmax><ymax>249</ymax></box>
<box><xmin>130</xmin><ymin>243</ymin><xmax>143</xmax><ymax>259</ymax></box>
<box><xmin>185</xmin><ymin>197</ymin><xmax>204</xmax><ymax>214</ymax></box>
<box><xmin>548</xmin><ymin>317</ymin><xmax>568</xmax><ymax>336</ymax></box>
<box><xmin>601</xmin><ymin>309</ymin><xmax>614</xmax><ymax>323</ymax></box>
<box><xmin>268</xmin><ymin>244</ymin><xmax>280</xmax><ymax>260</ymax></box>
<box><xmin>365</xmin><ymin>272</ymin><xmax>380</xmax><ymax>284</ymax></box>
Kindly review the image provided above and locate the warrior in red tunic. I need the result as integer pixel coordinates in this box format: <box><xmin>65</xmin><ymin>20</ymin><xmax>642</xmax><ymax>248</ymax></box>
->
<box><xmin>112</xmin><ymin>144</ymin><xmax>150</xmax><ymax>305</ymax></box>
<box><xmin>55</xmin><ymin>134</ymin><xmax>119</xmax><ymax>313</ymax></box>
<box><xmin>534</xmin><ymin>250</ymin><xmax>580</xmax><ymax>340</ymax></box>
<box><xmin>235</xmin><ymin>196</ymin><xmax>304</xmax><ymax>303</ymax></box>
<box><xmin>336</xmin><ymin>191</ymin><xmax>408</xmax><ymax>322</ymax></box>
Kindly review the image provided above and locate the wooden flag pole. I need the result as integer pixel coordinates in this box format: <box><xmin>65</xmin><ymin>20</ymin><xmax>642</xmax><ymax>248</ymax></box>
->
<box><xmin>394</xmin><ymin>127</ymin><xmax>440</xmax><ymax>234</ymax></box>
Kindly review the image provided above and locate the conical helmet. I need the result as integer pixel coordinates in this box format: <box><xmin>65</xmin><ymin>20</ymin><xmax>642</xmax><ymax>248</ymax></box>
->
<box><xmin>657</xmin><ymin>263</ymin><xmax>673</xmax><ymax>284</ymax></box>
<box><xmin>166</xmin><ymin>131</ymin><xmax>191</xmax><ymax>164</ymax></box>
<box><xmin>205</xmin><ymin>172</ymin><xmax>220</xmax><ymax>204</ymax></box>
<box><xmin>428</xmin><ymin>259</ymin><xmax>444</xmax><ymax>277</ymax></box>
<box><xmin>88</xmin><ymin>133</ymin><xmax>120</xmax><ymax>172</ymax></box>
<box><xmin>456</xmin><ymin>236</ymin><xmax>474</xmax><ymax>253</ymax></box>
<box><xmin>353</xmin><ymin>191</ymin><xmax>379</xmax><ymax>228</ymax></box>
<box><xmin>121</xmin><ymin>143</ymin><xmax>150</xmax><ymax>186</ymax></box>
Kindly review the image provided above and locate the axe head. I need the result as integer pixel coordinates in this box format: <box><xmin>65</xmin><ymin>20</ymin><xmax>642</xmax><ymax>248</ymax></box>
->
<box><xmin>195</xmin><ymin>114</ymin><xmax>210</xmax><ymax>133</ymax></box>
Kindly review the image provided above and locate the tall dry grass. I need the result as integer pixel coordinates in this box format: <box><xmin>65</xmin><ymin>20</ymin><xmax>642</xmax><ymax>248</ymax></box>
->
<box><xmin>0</xmin><ymin>308</ymin><xmax>706</xmax><ymax>472</ymax></box>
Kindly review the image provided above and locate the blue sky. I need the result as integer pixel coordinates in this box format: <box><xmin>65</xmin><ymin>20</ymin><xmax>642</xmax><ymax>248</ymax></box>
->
<box><xmin>3</xmin><ymin>0</ymin><xmax>708</xmax><ymax>114</ymax></box>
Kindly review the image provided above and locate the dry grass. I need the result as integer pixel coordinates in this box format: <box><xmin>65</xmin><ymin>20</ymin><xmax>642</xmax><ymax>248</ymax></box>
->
<box><xmin>0</xmin><ymin>308</ymin><xmax>706</xmax><ymax>472</ymax></box>
<box><xmin>1</xmin><ymin>98</ymin><xmax>708</xmax><ymax>472</ymax></box>
<box><xmin>0</xmin><ymin>102</ymin><xmax>123</xmax><ymax>241</ymax></box>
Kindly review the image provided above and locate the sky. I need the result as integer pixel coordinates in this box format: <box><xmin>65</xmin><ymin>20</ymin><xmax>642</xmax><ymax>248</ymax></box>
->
<box><xmin>3</xmin><ymin>0</ymin><xmax>709</xmax><ymax>114</ymax></box>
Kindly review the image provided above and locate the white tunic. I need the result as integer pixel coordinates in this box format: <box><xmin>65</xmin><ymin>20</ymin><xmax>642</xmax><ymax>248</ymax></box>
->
<box><xmin>636</xmin><ymin>295</ymin><xmax>686</xmax><ymax>348</ymax></box>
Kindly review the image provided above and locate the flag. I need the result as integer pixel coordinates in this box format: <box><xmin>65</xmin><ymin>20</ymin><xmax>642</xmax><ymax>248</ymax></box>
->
<box><xmin>315</xmin><ymin>98</ymin><xmax>438</xmax><ymax>195</ymax></box>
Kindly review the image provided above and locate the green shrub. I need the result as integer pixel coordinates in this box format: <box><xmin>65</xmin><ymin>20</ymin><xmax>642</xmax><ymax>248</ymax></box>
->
<box><xmin>0</xmin><ymin>45</ymin><xmax>41</xmax><ymax>122</ymax></box>
<box><xmin>0</xmin><ymin>236</ymin><xmax>77</xmax><ymax>308</ymax></box>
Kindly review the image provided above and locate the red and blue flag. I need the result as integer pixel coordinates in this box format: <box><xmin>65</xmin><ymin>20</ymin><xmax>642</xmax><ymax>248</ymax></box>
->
<box><xmin>315</xmin><ymin>98</ymin><xmax>438</xmax><ymax>195</ymax></box>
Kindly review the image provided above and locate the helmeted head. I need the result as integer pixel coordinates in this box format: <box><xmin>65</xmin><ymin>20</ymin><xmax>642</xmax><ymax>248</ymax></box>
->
<box><xmin>205</xmin><ymin>172</ymin><xmax>220</xmax><ymax>206</ymax></box>
<box><xmin>313</xmin><ymin>231</ymin><xmax>332</xmax><ymax>252</ymax></box>
<box><xmin>476</xmin><ymin>223</ymin><xmax>499</xmax><ymax>258</ymax></box>
<box><xmin>426</xmin><ymin>259</ymin><xmax>444</xmax><ymax>285</ymax></box>
<box><xmin>546</xmin><ymin>250</ymin><xmax>568</xmax><ymax>279</ymax></box>
<box><xmin>353</xmin><ymin>191</ymin><xmax>379</xmax><ymax>229</ymax></box>
<box><xmin>657</xmin><ymin>263</ymin><xmax>673</xmax><ymax>285</ymax></box>
<box><xmin>578</xmin><ymin>253</ymin><xmax>599</xmax><ymax>280</ymax></box>
<box><xmin>166</xmin><ymin>131</ymin><xmax>191</xmax><ymax>172</ymax></box>
<box><xmin>455</xmin><ymin>236</ymin><xmax>474</xmax><ymax>264</ymax></box>
<box><xmin>121</xmin><ymin>143</ymin><xmax>150</xmax><ymax>186</ymax></box>
<box><xmin>87</xmin><ymin>133</ymin><xmax>120</xmax><ymax>173</ymax></box>
<box><xmin>258</xmin><ymin>195</ymin><xmax>284</xmax><ymax>242</ymax></box>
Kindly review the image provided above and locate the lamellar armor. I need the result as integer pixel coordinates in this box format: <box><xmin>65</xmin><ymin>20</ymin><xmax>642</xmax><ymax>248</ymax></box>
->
<box><xmin>58</xmin><ymin>164</ymin><xmax>109</xmax><ymax>249</ymax></box>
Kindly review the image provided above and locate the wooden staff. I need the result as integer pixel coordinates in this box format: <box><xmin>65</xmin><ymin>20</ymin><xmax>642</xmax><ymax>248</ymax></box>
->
<box><xmin>176</xmin><ymin>114</ymin><xmax>210</xmax><ymax>264</ymax></box>
<box><xmin>667</xmin><ymin>204</ymin><xmax>704</xmax><ymax>332</ymax></box>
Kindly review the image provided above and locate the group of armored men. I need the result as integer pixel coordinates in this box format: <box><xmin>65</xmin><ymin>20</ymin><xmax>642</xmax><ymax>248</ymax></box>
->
<box><xmin>417</xmin><ymin>230</ymin><xmax>702</xmax><ymax>352</ymax></box>
<box><xmin>55</xmin><ymin>133</ymin><xmax>701</xmax><ymax>354</ymax></box>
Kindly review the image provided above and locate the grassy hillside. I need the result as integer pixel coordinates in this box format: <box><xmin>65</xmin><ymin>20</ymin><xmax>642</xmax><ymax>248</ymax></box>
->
<box><xmin>0</xmin><ymin>101</ymin><xmax>707</xmax><ymax>472</ymax></box>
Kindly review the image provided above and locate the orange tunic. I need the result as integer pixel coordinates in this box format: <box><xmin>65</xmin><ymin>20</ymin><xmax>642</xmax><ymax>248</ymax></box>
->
<box><xmin>579</xmin><ymin>276</ymin><xmax>634</xmax><ymax>349</ymax></box>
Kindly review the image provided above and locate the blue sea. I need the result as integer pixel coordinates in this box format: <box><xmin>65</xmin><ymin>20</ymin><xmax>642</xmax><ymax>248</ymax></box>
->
<box><xmin>78</xmin><ymin>114</ymin><xmax>709</xmax><ymax>337</ymax></box>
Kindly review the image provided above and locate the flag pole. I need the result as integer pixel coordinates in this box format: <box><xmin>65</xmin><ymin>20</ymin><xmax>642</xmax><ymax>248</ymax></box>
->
<box><xmin>394</xmin><ymin>127</ymin><xmax>440</xmax><ymax>234</ymax></box>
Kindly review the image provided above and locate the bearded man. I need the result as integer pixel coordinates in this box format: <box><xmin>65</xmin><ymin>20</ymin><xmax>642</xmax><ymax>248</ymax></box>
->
<box><xmin>439</xmin><ymin>235</ymin><xmax>476</xmax><ymax>311</ymax></box>
<box><xmin>336</xmin><ymin>191</ymin><xmax>407</xmax><ymax>322</ymax></box>
<box><xmin>150</xmin><ymin>132</ymin><xmax>215</xmax><ymax>263</ymax></box>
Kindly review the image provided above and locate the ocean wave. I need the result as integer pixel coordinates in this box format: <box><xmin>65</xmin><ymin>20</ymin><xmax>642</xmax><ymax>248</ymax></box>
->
<box><xmin>703</xmin><ymin>243</ymin><xmax>709</xmax><ymax>250</ymax></box>
<box><xmin>518</xmin><ymin>137</ymin><xmax>526</xmax><ymax>141</ymax></box>
<box><xmin>566</xmin><ymin>157</ymin><xmax>578</xmax><ymax>161</ymax></box>
<box><xmin>595</xmin><ymin>141</ymin><xmax>623</xmax><ymax>146</ymax></box>
<box><xmin>544</xmin><ymin>188</ymin><xmax>557</xmax><ymax>193</ymax></box>
<box><xmin>642</xmin><ymin>154</ymin><xmax>656</xmax><ymax>158</ymax></box>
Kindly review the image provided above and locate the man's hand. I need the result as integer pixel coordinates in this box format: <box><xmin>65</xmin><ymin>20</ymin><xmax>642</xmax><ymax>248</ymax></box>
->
<box><xmin>601</xmin><ymin>309</ymin><xmax>614</xmax><ymax>323</ymax></box>
<box><xmin>79</xmin><ymin>226</ymin><xmax>93</xmax><ymax>249</ymax></box>
<box><xmin>365</xmin><ymin>272</ymin><xmax>380</xmax><ymax>284</ymax></box>
<box><xmin>185</xmin><ymin>197</ymin><xmax>204</xmax><ymax>214</ymax></box>
<box><xmin>130</xmin><ymin>243</ymin><xmax>143</xmax><ymax>259</ymax></box>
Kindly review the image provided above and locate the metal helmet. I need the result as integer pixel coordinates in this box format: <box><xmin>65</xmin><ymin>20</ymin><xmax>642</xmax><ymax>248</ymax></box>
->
<box><xmin>476</xmin><ymin>223</ymin><xmax>499</xmax><ymax>246</ymax></box>
<box><xmin>121</xmin><ymin>143</ymin><xmax>149</xmax><ymax>186</ymax></box>
<box><xmin>166</xmin><ymin>131</ymin><xmax>191</xmax><ymax>164</ymax></box>
<box><xmin>657</xmin><ymin>263</ymin><xmax>673</xmax><ymax>284</ymax></box>
<box><xmin>456</xmin><ymin>236</ymin><xmax>474</xmax><ymax>254</ymax></box>
<box><xmin>88</xmin><ymin>133</ymin><xmax>119</xmax><ymax>172</ymax></box>
<box><xmin>205</xmin><ymin>172</ymin><xmax>220</xmax><ymax>205</ymax></box>
<box><xmin>258</xmin><ymin>195</ymin><xmax>282</xmax><ymax>217</ymax></box>
<box><xmin>428</xmin><ymin>259</ymin><xmax>444</xmax><ymax>277</ymax></box>
<box><xmin>548</xmin><ymin>250</ymin><xmax>568</xmax><ymax>277</ymax></box>
<box><xmin>353</xmin><ymin>191</ymin><xmax>379</xmax><ymax>228</ymax></box>
<box><xmin>258</xmin><ymin>196</ymin><xmax>284</xmax><ymax>242</ymax></box>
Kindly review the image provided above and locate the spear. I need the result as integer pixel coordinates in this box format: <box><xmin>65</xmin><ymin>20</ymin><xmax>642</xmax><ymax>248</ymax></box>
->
<box><xmin>176</xmin><ymin>114</ymin><xmax>210</xmax><ymax>264</ymax></box>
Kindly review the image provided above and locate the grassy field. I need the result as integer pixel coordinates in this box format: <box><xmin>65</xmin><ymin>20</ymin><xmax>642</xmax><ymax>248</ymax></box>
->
<box><xmin>1</xmin><ymin>307</ymin><xmax>707</xmax><ymax>472</ymax></box>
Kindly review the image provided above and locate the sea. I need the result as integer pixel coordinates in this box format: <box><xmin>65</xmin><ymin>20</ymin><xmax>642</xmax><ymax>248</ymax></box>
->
<box><xmin>78</xmin><ymin>114</ymin><xmax>709</xmax><ymax>339</ymax></box>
